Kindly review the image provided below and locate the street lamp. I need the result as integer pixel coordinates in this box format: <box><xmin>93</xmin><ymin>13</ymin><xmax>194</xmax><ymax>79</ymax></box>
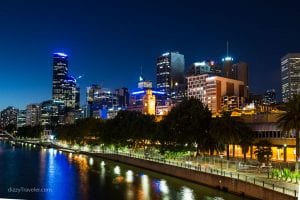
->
<box><xmin>283</xmin><ymin>144</ymin><xmax>287</xmax><ymax>162</ymax></box>
<box><xmin>220</xmin><ymin>154</ymin><xmax>224</xmax><ymax>175</ymax></box>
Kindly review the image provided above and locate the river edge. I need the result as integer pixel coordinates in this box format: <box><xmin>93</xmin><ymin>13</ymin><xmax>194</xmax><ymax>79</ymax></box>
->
<box><xmin>16</xmin><ymin>140</ymin><xmax>296</xmax><ymax>200</ymax></box>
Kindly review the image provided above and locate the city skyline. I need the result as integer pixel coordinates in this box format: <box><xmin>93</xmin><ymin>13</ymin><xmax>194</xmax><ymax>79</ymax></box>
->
<box><xmin>1</xmin><ymin>0</ymin><xmax>300</xmax><ymax>109</ymax></box>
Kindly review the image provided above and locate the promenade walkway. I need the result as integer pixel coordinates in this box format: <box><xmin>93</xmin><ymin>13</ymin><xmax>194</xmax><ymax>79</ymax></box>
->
<box><xmin>49</xmin><ymin>141</ymin><xmax>298</xmax><ymax>198</ymax></box>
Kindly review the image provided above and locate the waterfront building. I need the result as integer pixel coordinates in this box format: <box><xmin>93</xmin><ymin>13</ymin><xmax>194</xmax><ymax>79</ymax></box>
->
<box><xmin>17</xmin><ymin>109</ymin><xmax>26</xmax><ymax>128</ymax></box>
<box><xmin>281</xmin><ymin>53</ymin><xmax>300</xmax><ymax>102</ymax></box>
<box><xmin>26</xmin><ymin>104</ymin><xmax>40</xmax><ymax>126</ymax></box>
<box><xmin>156</xmin><ymin>52</ymin><xmax>185</xmax><ymax>102</ymax></box>
<box><xmin>39</xmin><ymin>100</ymin><xmax>65</xmax><ymax>128</ymax></box>
<box><xmin>0</xmin><ymin>106</ymin><xmax>18</xmax><ymax>129</ymax></box>
<box><xmin>187</xmin><ymin>74</ymin><xmax>245</xmax><ymax>114</ymax></box>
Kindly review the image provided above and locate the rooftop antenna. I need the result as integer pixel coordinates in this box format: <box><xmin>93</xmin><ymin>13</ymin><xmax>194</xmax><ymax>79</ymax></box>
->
<box><xmin>139</xmin><ymin>65</ymin><xmax>144</xmax><ymax>81</ymax></box>
<box><xmin>226</xmin><ymin>41</ymin><xmax>229</xmax><ymax>57</ymax></box>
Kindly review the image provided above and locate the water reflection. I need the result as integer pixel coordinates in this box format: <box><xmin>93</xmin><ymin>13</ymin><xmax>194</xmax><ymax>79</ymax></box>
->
<box><xmin>89</xmin><ymin>157</ymin><xmax>94</xmax><ymax>166</ymax></box>
<box><xmin>114</xmin><ymin>165</ymin><xmax>121</xmax><ymax>175</ymax></box>
<box><xmin>0</xmin><ymin>143</ymin><xmax>249</xmax><ymax>200</ymax></box>
<box><xmin>140</xmin><ymin>174</ymin><xmax>150</xmax><ymax>200</ymax></box>
<box><xmin>180</xmin><ymin>186</ymin><xmax>195</xmax><ymax>200</ymax></box>
<box><xmin>126</xmin><ymin>170</ymin><xmax>134</xmax><ymax>183</ymax></box>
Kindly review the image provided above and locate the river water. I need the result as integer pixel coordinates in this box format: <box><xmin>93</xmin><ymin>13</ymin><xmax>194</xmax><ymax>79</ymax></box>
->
<box><xmin>0</xmin><ymin>141</ymin><xmax>250</xmax><ymax>200</ymax></box>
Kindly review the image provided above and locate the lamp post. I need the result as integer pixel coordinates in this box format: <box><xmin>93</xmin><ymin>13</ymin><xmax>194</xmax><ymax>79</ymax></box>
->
<box><xmin>220</xmin><ymin>154</ymin><xmax>224</xmax><ymax>175</ymax></box>
<box><xmin>283</xmin><ymin>144</ymin><xmax>287</xmax><ymax>162</ymax></box>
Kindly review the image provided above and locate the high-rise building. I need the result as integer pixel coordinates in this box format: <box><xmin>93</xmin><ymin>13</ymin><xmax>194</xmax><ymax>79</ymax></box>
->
<box><xmin>64</xmin><ymin>75</ymin><xmax>80</xmax><ymax>109</ymax></box>
<box><xmin>17</xmin><ymin>109</ymin><xmax>26</xmax><ymax>128</ymax></box>
<box><xmin>156</xmin><ymin>52</ymin><xmax>185</xmax><ymax>102</ymax></box>
<box><xmin>26</xmin><ymin>104</ymin><xmax>40</xmax><ymax>126</ymax></box>
<box><xmin>281</xmin><ymin>53</ymin><xmax>300</xmax><ymax>102</ymax></box>
<box><xmin>187</xmin><ymin>74</ymin><xmax>245</xmax><ymax>114</ymax></box>
<box><xmin>52</xmin><ymin>52</ymin><xmax>68</xmax><ymax>102</ymax></box>
<box><xmin>115</xmin><ymin>87</ymin><xmax>130</xmax><ymax>108</ymax></box>
<box><xmin>51</xmin><ymin>52</ymin><xmax>80</xmax><ymax>124</ymax></box>
<box><xmin>0</xmin><ymin>106</ymin><xmax>18</xmax><ymax>128</ymax></box>
<box><xmin>263</xmin><ymin>89</ymin><xmax>277</xmax><ymax>105</ymax></box>
<box><xmin>86</xmin><ymin>85</ymin><xmax>119</xmax><ymax>118</ymax></box>
<box><xmin>52</xmin><ymin>52</ymin><xmax>79</xmax><ymax>109</ymax></box>
<box><xmin>222</xmin><ymin>57</ymin><xmax>248</xmax><ymax>87</ymax></box>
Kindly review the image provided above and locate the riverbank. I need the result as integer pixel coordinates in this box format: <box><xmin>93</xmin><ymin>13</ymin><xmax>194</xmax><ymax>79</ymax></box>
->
<box><xmin>16</xmin><ymin>140</ymin><xmax>297</xmax><ymax>200</ymax></box>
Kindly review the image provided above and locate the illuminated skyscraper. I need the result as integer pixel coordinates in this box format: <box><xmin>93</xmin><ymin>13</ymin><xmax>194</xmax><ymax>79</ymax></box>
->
<box><xmin>52</xmin><ymin>52</ymin><xmax>68</xmax><ymax>102</ymax></box>
<box><xmin>156</xmin><ymin>52</ymin><xmax>185</xmax><ymax>102</ymax></box>
<box><xmin>263</xmin><ymin>89</ymin><xmax>277</xmax><ymax>105</ymax></box>
<box><xmin>281</xmin><ymin>53</ymin><xmax>300</xmax><ymax>102</ymax></box>
<box><xmin>52</xmin><ymin>52</ymin><xmax>80</xmax><ymax>111</ymax></box>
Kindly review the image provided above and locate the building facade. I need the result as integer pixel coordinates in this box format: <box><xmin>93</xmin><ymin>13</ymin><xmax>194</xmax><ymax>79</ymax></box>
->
<box><xmin>86</xmin><ymin>84</ymin><xmax>119</xmax><ymax>119</ymax></box>
<box><xmin>281</xmin><ymin>53</ymin><xmax>300</xmax><ymax>102</ymax></box>
<box><xmin>52</xmin><ymin>52</ymin><xmax>68</xmax><ymax>102</ymax></box>
<box><xmin>0</xmin><ymin>106</ymin><xmax>18</xmax><ymax>128</ymax></box>
<box><xmin>26</xmin><ymin>104</ymin><xmax>40</xmax><ymax>126</ymax></box>
<box><xmin>156</xmin><ymin>52</ymin><xmax>185</xmax><ymax>102</ymax></box>
<box><xmin>263</xmin><ymin>89</ymin><xmax>277</xmax><ymax>105</ymax></box>
<box><xmin>187</xmin><ymin>74</ymin><xmax>245</xmax><ymax>114</ymax></box>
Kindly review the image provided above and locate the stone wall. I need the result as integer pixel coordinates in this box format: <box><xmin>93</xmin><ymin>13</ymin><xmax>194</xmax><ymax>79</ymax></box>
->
<box><xmin>96</xmin><ymin>153</ymin><xmax>296</xmax><ymax>200</ymax></box>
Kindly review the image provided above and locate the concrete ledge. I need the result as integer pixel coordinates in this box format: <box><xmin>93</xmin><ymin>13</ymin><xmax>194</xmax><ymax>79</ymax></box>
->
<box><xmin>95</xmin><ymin>153</ymin><xmax>296</xmax><ymax>200</ymax></box>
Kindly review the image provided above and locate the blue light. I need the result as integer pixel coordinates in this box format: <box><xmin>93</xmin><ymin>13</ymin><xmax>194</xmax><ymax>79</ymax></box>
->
<box><xmin>222</xmin><ymin>56</ymin><xmax>233</xmax><ymax>62</ymax></box>
<box><xmin>152</xmin><ymin>90</ymin><xmax>165</xmax><ymax>95</ymax></box>
<box><xmin>132</xmin><ymin>91</ymin><xmax>145</xmax><ymax>95</ymax></box>
<box><xmin>54</xmin><ymin>52</ymin><xmax>68</xmax><ymax>57</ymax></box>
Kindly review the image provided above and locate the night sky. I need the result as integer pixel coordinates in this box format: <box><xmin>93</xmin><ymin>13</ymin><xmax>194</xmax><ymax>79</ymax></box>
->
<box><xmin>0</xmin><ymin>0</ymin><xmax>300</xmax><ymax>110</ymax></box>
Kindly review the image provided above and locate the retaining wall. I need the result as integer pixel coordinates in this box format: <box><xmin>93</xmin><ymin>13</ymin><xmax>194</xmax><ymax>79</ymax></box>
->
<box><xmin>96</xmin><ymin>153</ymin><xmax>296</xmax><ymax>200</ymax></box>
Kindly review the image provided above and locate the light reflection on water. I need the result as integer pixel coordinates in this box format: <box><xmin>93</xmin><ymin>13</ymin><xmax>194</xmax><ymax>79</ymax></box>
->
<box><xmin>0</xmin><ymin>142</ymin><xmax>250</xmax><ymax>200</ymax></box>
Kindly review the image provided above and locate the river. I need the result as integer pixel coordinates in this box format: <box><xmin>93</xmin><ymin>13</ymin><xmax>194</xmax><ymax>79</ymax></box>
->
<box><xmin>0</xmin><ymin>141</ymin><xmax>250</xmax><ymax>200</ymax></box>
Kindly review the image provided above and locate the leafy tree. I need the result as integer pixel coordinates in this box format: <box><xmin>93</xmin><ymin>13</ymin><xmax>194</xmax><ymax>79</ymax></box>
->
<box><xmin>5</xmin><ymin>124</ymin><xmax>17</xmax><ymax>134</ymax></box>
<box><xmin>156</xmin><ymin>98</ymin><xmax>212</xmax><ymax>155</ymax></box>
<box><xmin>254</xmin><ymin>140</ymin><xmax>272</xmax><ymax>164</ymax></box>
<box><xmin>210</xmin><ymin>112</ymin><xmax>240</xmax><ymax>160</ymax></box>
<box><xmin>277</xmin><ymin>95</ymin><xmax>300</xmax><ymax>171</ymax></box>
<box><xmin>238</xmin><ymin>123</ymin><xmax>254</xmax><ymax>162</ymax></box>
<box><xmin>17</xmin><ymin>125</ymin><xmax>43</xmax><ymax>138</ymax></box>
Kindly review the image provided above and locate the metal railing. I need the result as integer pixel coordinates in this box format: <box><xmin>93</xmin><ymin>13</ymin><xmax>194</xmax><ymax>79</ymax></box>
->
<box><xmin>20</xmin><ymin>140</ymin><xmax>299</xmax><ymax>198</ymax></box>
<box><xmin>95</xmin><ymin>150</ymin><xmax>298</xmax><ymax>197</ymax></box>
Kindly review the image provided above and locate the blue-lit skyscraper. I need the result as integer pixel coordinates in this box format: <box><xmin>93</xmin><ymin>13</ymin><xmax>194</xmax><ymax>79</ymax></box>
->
<box><xmin>52</xmin><ymin>53</ymin><xmax>68</xmax><ymax>102</ymax></box>
<box><xmin>52</xmin><ymin>52</ymin><xmax>79</xmax><ymax>110</ymax></box>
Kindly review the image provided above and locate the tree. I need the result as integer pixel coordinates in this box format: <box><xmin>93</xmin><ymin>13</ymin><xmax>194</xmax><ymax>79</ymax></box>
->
<box><xmin>254</xmin><ymin>140</ymin><xmax>272</xmax><ymax>164</ymax></box>
<box><xmin>17</xmin><ymin>125</ymin><xmax>43</xmax><ymax>138</ymax></box>
<box><xmin>209</xmin><ymin>112</ymin><xmax>240</xmax><ymax>160</ymax></box>
<box><xmin>156</xmin><ymin>98</ymin><xmax>212</xmax><ymax>155</ymax></box>
<box><xmin>277</xmin><ymin>95</ymin><xmax>300</xmax><ymax>171</ymax></box>
<box><xmin>5</xmin><ymin>124</ymin><xmax>17</xmax><ymax>134</ymax></box>
<box><xmin>238</xmin><ymin>123</ymin><xmax>254</xmax><ymax>162</ymax></box>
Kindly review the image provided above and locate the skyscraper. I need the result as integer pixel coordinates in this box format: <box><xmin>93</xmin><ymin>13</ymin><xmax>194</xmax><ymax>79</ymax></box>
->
<box><xmin>156</xmin><ymin>52</ymin><xmax>185</xmax><ymax>102</ymax></box>
<box><xmin>26</xmin><ymin>104</ymin><xmax>40</xmax><ymax>126</ymax></box>
<box><xmin>263</xmin><ymin>89</ymin><xmax>277</xmax><ymax>105</ymax></box>
<box><xmin>52</xmin><ymin>52</ymin><xmax>68</xmax><ymax>102</ymax></box>
<box><xmin>51</xmin><ymin>52</ymin><xmax>80</xmax><ymax>119</ymax></box>
<box><xmin>222</xmin><ymin>58</ymin><xmax>248</xmax><ymax>86</ymax></box>
<box><xmin>281</xmin><ymin>53</ymin><xmax>300</xmax><ymax>102</ymax></box>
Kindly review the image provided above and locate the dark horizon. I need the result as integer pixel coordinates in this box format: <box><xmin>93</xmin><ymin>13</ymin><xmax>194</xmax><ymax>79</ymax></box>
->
<box><xmin>1</xmin><ymin>0</ymin><xmax>300</xmax><ymax>110</ymax></box>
